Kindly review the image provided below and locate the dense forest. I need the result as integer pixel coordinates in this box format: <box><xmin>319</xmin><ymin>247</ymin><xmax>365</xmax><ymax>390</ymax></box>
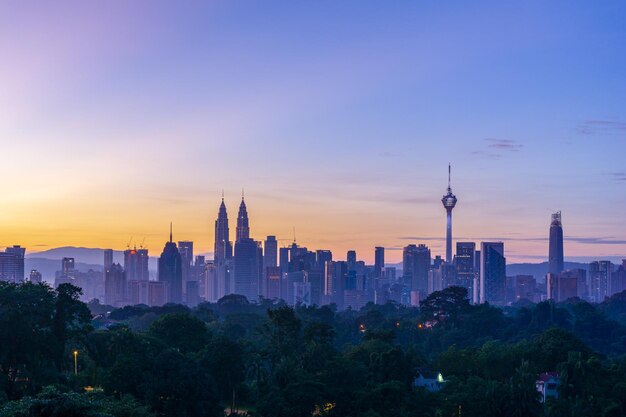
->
<box><xmin>1</xmin><ymin>281</ymin><xmax>626</xmax><ymax>417</ymax></box>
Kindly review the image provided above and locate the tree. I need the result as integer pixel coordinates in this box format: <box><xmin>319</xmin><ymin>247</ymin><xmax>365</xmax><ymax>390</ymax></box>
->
<box><xmin>148</xmin><ymin>313</ymin><xmax>210</xmax><ymax>353</ymax></box>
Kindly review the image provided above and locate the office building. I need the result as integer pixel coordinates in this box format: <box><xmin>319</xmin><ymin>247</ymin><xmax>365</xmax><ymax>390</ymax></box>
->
<box><xmin>479</xmin><ymin>242</ymin><xmax>506</xmax><ymax>305</ymax></box>
<box><xmin>104</xmin><ymin>249</ymin><xmax>113</xmax><ymax>269</ymax></box>
<box><xmin>29</xmin><ymin>269</ymin><xmax>42</xmax><ymax>284</ymax></box>
<box><xmin>589</xmin><ymin>261</ymin><xmax>614</xmax><ymax>302</ymax></box>
<box><xmin>264</xmin><ymin>236</ymin><xmax>278</xmax><ymax>268</ymax></box>
<box><xmin>234</xmin><ymin>239</ymin><xmax>261</xmax><ymax>302</ymax></box>
<box><xmin>104</xmin><ymin>263</ymin><xmax>126</xmax><ymax>307</ymax></box>
<box><xmin>124</xmin><ymin>248</ymin><xmax>149</xmax><ymax>281</ymax></box>
<box><xmin>548</xmin><ymin>212</ymin><xmax>564</xmax><ymax>274</ymax></box>
<box><xmin>403</xmin><ymin>244</ymin><xmax>431</xmax><ymax>295</ymax></box>
<box><xmin>62</xmin><ymin>257</ymin><xmax>75</xmax><ymax>274</ymax></box>
<box><xmin>374</xmin><ymin>247</ymin><xmax>385</xmax><ymax>278</ymax></box>
<box><xmin>158</xmin><ymin>225</ymin><xmax>183</xmax><ymax>304</ymax></box>
<box><xmin>547</xmin><ymin>272</ymin><xmax>578</xmax><ymax>302</ymax></box>
<box><xmin>178</xmin><ymin>241</ymin><xmax>194</xmax><ymax>296</ymax></box>
<box><xmin>0</xmin><ymin>245</ymin><xmax>25</xmax><ymax>283</ymax></box>
<box><xmin>455</xmin><ymin>242</ymin><xmax>475</xmax><ymax>295</ymax></box>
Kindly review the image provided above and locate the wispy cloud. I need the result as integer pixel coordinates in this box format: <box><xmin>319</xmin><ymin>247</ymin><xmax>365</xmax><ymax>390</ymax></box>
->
<box><xmin>472</xmin><ymin>138</ymin><xmax>523</xmax><ymax>158</ymax></box>
<box><xmin>609</xmin><ymin>172</ymin><xmax>626</xmax><ymax>182</ymax></box>
<box><xmin>577</xmin><ymin>120</ymin><xmax>626</xmax><ymax>136</ymax></box>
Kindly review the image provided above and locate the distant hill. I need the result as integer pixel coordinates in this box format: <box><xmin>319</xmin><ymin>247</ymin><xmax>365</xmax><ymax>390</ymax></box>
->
<box><xmin>506</xmin><ymin>261</ymin><xmax>589</xmax><ymax>282</ymax></box>
<box><xmin>25</xmin><ymin>258</ymin><xmax>102</xmax><ymax>284</ymax></box>
<box><xmin>26</xmin><ymin>247</ymin><xmax>126</xmax><ymax>265</ymax></box>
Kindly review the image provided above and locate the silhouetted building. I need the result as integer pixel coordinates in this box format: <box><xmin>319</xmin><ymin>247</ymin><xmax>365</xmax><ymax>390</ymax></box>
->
<box><xmin>347</xmin><ymin>250</ymin><xmax>357</xmax><ymax>270</ymax></box>
<box><xmin>441</xmin><ymin>164</ymin><xmax>458</xmax><ymax>263</ymax></box>
<box><xmin>589</xmin><ymin>261</ymin><xmax>614</xmax><ymax>301</ymax></box>
<box><xmin>479</xmin><ymin>242</ymin><xmax>506</xmax><ymax>305</ymax></box>
<box><xmin>558</xmin><ymin>269</ymin><xmax>587</xmax><ymax>300</ymax></box>
<box><xmin>214</xmin><ymin>195</ymin><xmax>233</xmax><ymax>298</ymax></box>
<box><xmin>612</xmin><ymin>260</ymin><xmax>626</xmax><ymax>296</ymax></box>
<box><xmin>158</xmin><ymin>225</ymin><xmax>183</xmax><ymax>304</ymax></box>
<box><xmin>455</xmin><ymin>242</ymin><xmax>475</xmax><ymax>294</ymax></box>
<box><xmin>236</xmin><ymin>194</ymin><xmax>250</xmax><ymax>242</ymax></box>
<box><xmin>403</xmin><ymin>244</ymin><xmax>431</xmax><ymax>296</ymax></box>
<box><xmin>514</xmin><ymin>275</ymin><xmax>536</xmax><ymax>302</ymax></box>
<box><xmin>0</xmin><ymin>245</ymin><xmax>25</xmax><ymax>283</ymax></box>
<box><xmin>548</xmin><ymin>212</ymin><xmax>564</xmax><ymax>274</ymax></box>
<box><xmin>29</xmin><ymin>269</ymin><xmax>42</xmax><ymax>283</ymax></box>
<box><xmin>124</xmin><ymin>248</ymin><xmax>149</xmax><ymax>281</ymax></box>
<box><xmin>547</xmin><ymin>272</ymin><xmax>578</xmax><ymax>302</ymax></box>
<box><xmin>234</xmin><ymin>238</ymin><xmax>261</xmax><ymax>301</ymax></box>
<box><xmin>178</xmin><ymin>241</ymin><xmax>193</xmax><ymax>296</ymax></box>
<box><xmin>104</xmin><ymin>249</ymin><xmax>113</xmax><ymax>269</ymax></box>
<box><xmin>265</xmin><ymin>266</ymin><xmax>282</xmax><ymax>300</ymax></box>
<box><xmin>325</xmin><ymin>261</ymin><xmax>348</xmax><ymax>308</ymax></box>
<box><xmin>104</xmin><ymin>263</ymin><xmax>126</xmax><ymax>307</ymax></box>
<box><xmin>264</xmin><ymin>236</ymin><xmax>278</xmax><ymax>268</ymax></box>
<box><xmin>62</xmin><ymin>257</ymin><xmax>75</xmax><ymax>274</ymax></box>
<box><xmin>374</xmin><ymin>247</ymin><xmax>385</xmax><ymax>278</ymax></box>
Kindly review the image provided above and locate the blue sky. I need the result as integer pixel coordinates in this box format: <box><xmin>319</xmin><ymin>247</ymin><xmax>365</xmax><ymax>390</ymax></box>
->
<box><xmin>0</xmin><ymin>1</ymin><xmax>625</xmax><ymax>263</ymax></box>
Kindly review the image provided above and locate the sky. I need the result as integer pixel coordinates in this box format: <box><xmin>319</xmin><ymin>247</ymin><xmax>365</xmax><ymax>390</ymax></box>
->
<box><xmin>1</xmin><ymin>1</ymin><xmax>625</xmax><ymax>264</ymax></box>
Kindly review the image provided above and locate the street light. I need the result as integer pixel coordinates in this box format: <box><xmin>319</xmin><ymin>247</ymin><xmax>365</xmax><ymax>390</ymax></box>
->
<box><xmin>73</xmin><ymin>350</ymin><xmax>78</xmax><ymax>375</ymax></box>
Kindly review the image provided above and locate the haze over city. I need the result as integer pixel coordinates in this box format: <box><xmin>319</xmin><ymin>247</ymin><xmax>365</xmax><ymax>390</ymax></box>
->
<box><xmin>2</xmin><ymin>1</ymin><xmax>626</xmax><ymax>263</ymax></box>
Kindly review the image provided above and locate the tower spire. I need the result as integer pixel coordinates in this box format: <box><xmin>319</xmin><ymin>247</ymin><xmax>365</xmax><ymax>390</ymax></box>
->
<box><xmin>448</xmin><ymin>163</ymin><xmax>451</xmax><ymax>190</ymax></box>
<box><xmin>242</xmin><ymin>187</ymin><xmax>244</xmax><ymax>200</ymax></box>
<box><xmin>221</xmin><ymin>189</ymin><xmax>224</xmax><ymax>201</ymax></box>
<box><xmin>169</xmin><ymin>222</ymin><xmax>172</xmax><ymax>243</ymax></box>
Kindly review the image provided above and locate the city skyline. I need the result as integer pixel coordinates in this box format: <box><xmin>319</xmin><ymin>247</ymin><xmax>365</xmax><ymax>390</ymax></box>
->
<box><xmin>1</xmin><ymin>1</ymin><xmax>626</xmax><ymax>263</ymax></box>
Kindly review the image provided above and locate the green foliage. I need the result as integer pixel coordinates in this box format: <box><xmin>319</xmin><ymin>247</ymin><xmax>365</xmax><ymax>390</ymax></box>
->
<box><xmin>4</xmin><ymin>282</ymin><xmax>626</xmax><ymax>417</ymax></box>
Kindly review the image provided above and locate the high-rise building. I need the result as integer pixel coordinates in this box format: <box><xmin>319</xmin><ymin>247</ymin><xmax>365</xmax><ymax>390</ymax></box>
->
<box><xmin>178</xmin><ymin>241</ymin><xmax>194</xmax><ymax>296</ymax></box>
<box><xmin>403</xmin><ymin>244</ymin><xmax>431</xmax><ymax>294</ymax></box>
<box><xmin>0</xmin><ymin>245</ymin><xmax>25</xmax><ymax>283</ymax></box>
<box><xmin>547</xmin><ymin>272</ymin><xmax>578</xmax><ymax>302</ymax></box>
<box><xmin>265</xmin><ymin>266</ymin><xmax>282</xmax><ymax>300</ymax></box>
<box><xmin>479</xmin><ymin>242</ymin><xmax>506</xmax><ymax>305</ymax></box>
<box><xmin>214</xmin><ymin>195</ymin><xmax>233</xmax><ymax>299</ymax></box>
<box><xmin>548</xmin><ymin>212</ymin><xmax>564</xmax><ymax>274</ymax></box>
<box><xmin>214</xmin><ymin>195</ymin><xmax>233</xmax><ymax>262</ymax></box>
<box><xmin>236</xmin><ymin>193</ymin><xmax>250</xmax><ymax>242</ymax></box>
<box><xmin>124</xmin><ymin>248</ymin><xmax>149</xmax><ymax>281</ymax></box>
<box><xmin>374</xmin><ymin>247</ymin><xmax>385</xmax><ymax>278</ymax></box>
<box><xmin>62</xmin><ymin>257</ymin><xmax>75</xmax><ymax>274</ymax></box>
<box><xmin>158</xmin><ymin>225</ymin><xmax>183</xmax><ymax>304</ymax></box>
<box><xmin>611</xmin><ymin>260</ymin><xmax>626</xmax><ymax>297</ymax></box>
<box><xmin>347</xmin><ymin>250</ymin><xmax>357</xmax><ymax>270</ymax></box>
<box><xmin>29</xmin><ymin>269</ymin><xmax>42</xmax><ymax>283</ymax></box>
<box><xmin>104</xmin><ymin>249</ymin><xmax>113</xmax><ymax>269</ymax></box>
<box><xmin>455</xmin><ymin>242</ymin><xmax>475</xmax><ymax>294</ymax></box>
<box><xmin>589</xmin><ymin>261</ymin><xmax>614</xmax><ymax>302</ymax></box>
<box><xmin>514</xmin><ymin>275</ymin><xmax>536</xmax><ymax>302</ymax></box>
<box><xmin>104</xmin><ymin>263</ymin><xmax>126</xmax><ymax>307</ymax></box>
<box><xmin>441</xmin><ymin>164</ymin><xmax>458</xmax><ymax>263</ymax></box>
<box><xmin>233</xmin><ymin>239</ymin><xmax>261</xmax><ymax>302</ymax></box>
<box><xmin>264</xmin><ymin>236</ymin><xmax>278</xmax><ymax>268</ymax></box>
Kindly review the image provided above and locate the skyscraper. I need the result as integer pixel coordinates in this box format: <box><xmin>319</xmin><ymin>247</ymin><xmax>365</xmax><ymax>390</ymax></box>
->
<box><xmin>441</xmin><ymin>164</ymin><xmax>458</xmax><ymax>264</ymax></box>
<box><xmin>233</xmin><ymin>239</ymin><xmax>261</xmax><ymax>301</ymax></box>
<box><xmin>455</xmin><ymin>242</ymin><xmax>475</xmax><ymax>295</ymax></box>
<box><xmin>0</xmin><ymin>246</ymin><xmax>25</xmax><ymax>283</ymax></box>
<box><xmin>236</xmin><ymin>193</ymin><xmax>250</xmax><ymax>242</ymax></box>
<box><xmin>104</xmin><ymin>249</ymin><xmax>113</xmax><ymax>269</ymax></box>
<box><xmin>374</xmin><ymin>247</ymin><xmax>385</xmax><ymax>278</ymax></box>
<box><xmin>178</xmin><ymin>241</ymin><xmax>194</xmax><ymax>297</ymax></box>
<box><xmin>264</xmin><ymin>236</ymin><xmax>278</xmax><ymax>268</ymax></box>
<box><xmin>548</xmin><ymin>211</ymin><xmax>564</xmax><ymax>274</ymax></box>
<box><xmin>62</xmin><ymin>257</ymin><xmax>75</xmax><ymax>274</ymax></box>
<box><xmin>214</xmin><ymin>194</ymin><xmax>233</xmax><ymax>262</ymax></box>
<box><xmin>29</xmin><ymin>269</ymin><xmax>42</xmax><ymax>283</ymax></box>
<box><xmin>479</xmin><ymin>242</ymin><xmax>506</xmax><ymax>305</ymax></box>
<box><xmin>158</xmin><ymin>224</ymin><xmax>183</xmax><ymax>304</ymax></box>
<box><xmin>105</xmin><ymin>263</ymin><xmax>126</xmax><ymax>307</ymax></box>
<box><xmin>124</xmin><ymin>248</ymin><xmax>149</xmax><ymax>281</ymax></box>
<box><xmin>214</xmin><ymin>194</ymin><xmax>233</xmax><ymax>299</ymax></box>
<box><xmin>403</xmin><ymin>244</ymin><xmax>431</xmax><ymax>294</ymax></box>
<box><xmin>589</xmin><ymin>260</ymin><xmax>614</xmax><ymax>301</ymax></box>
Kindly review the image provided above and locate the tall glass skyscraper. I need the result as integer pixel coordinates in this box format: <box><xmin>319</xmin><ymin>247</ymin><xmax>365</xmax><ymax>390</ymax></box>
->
<box><xmin>548</xmin><ymin>211</ymin><xmax>564</xmax><ymax>274</ymax></box>
<box><xmin>479</xmin><ymin>242</ymin><xmax>506</xmax><ymax>305</ymax></box>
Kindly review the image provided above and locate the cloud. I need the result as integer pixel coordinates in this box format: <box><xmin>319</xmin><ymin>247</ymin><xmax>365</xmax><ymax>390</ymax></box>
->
<box><xmin>566</xmin><ymin>237</ymin><xmax>626</xmax><ymax>245</ymax></box>
<box><xmin>485</xmin><ymin>138</ymin><xmax>524</xmax><ymax>151</ymax></box>
<box><xmin>577</xmin><ymin>120</ymin><xmax>626</xmax><ymax>136</ymax></box>
<box><xmin>609</xmin><ymin>172</ymin><xmax>626</xmax><ymax>182</ymax></box>
<box><xmin>472</xmin><ymin>138</ymin><xmax>523</xmax><ymax>158</ymax></box>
